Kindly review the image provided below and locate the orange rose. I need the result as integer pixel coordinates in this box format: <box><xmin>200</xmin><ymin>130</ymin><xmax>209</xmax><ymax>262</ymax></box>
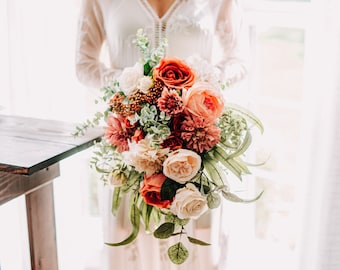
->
<box><xmin>182</xmin><ymin>82</ymin><xmax>225</xmax><ymax>123</ymax></box>
<box><xmin>153</xmin><ymin>57</ymin><xmax>195</xmax><ymax>90</ymax></box>
<box><xmin>140</xmin><ymin>173</ymin><xmax>172</xmax><ymax>208</ymax></box>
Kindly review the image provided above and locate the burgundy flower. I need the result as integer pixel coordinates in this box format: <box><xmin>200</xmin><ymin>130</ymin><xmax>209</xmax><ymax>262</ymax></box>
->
<box><xmin>180</xmin><ymin>113</ymin><xmax>221</xmax><ymax>153</ymax></box>
<box><xmin>105</xmin><ymin>114</ymin><xmax>130</xmax><ymax>152</ymax></box>
<box><xmin>161</xmin><ymin>134</ymin><xmax>183</xmax><ymax>150</ymax></box>
<box><xmin>157</xmin><ymin>87</ymin><xmax>184</xmax><ymax>115</ymax></box>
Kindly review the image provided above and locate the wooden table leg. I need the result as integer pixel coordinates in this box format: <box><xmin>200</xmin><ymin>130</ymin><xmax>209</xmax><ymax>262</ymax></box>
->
<box><xmin>26</xmin><ymin>182</ymin><xmax>59</xmax><ymax>270</ymax></box>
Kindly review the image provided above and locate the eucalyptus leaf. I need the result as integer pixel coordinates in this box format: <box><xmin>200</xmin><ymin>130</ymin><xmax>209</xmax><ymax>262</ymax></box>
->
<box><xmin>222</xmin><ymin>190</ymin><xmax>264</xmax><ymax>203</ymax></box>
<box><xmin>153</xmin><ymin>222</ymin><xmax>175</xmax><ymax>239</ymax></box>
<box><xmin>168</xmin><ymin>242</ymin><xmax>189</xmax><ymax>265</ymax></box>
<box><xmin>207</xmin><ymin>192</ymin><xmax>221</xmax><ymax>209</ymax></box>
<box><xmin>187</xmin><ymin>236</ymin><xmax>211</xmax><ymax>246</ymax></box>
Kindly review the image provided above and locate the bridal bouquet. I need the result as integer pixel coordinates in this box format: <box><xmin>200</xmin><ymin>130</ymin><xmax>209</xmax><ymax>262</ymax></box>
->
<box><xmin>74</xmin><ymin>29</ymin><xmax>264</xmax><ymax>264</ymax></box>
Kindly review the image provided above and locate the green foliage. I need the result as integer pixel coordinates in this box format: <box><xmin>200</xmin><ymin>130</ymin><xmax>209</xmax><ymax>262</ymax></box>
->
<box><xmin>160</xmin><ymin>178</ymin><xmax>183</xmax><ymax>201</ymax></box>
<box><xmin>167</xmin><ymin>242</ymin><xmax>189</xmax><ymax>265</ymax></box>
<box><xmin>225</xmin><ymin>103</ymin><xmax>264</xmax><ymax>134</ymax></box>
<box><xmin>133</xmin><ymin>28</ymin><xmax>168</xmax><ymax>76</ymax></box>
<box><xmin>164</xmin><ymin>213</ymin><xmax>189</xmax><ymax>227</ymax></box>
<box><xmin>105</xmin><ymin>193</ymin><xmax>141</xmax><ymax>246</ymax></box>
<box><xmin>153</xmin><ymin>222</ymin><xmax>175</xmax><ymax>239</ymax></box>
<box><xmin>222</xmin><ymin>190</ymin><xmax>264</xmax><ymax>203</ymax></box>
<box><xmin>207</xmin><ymin>192</ymin><xmax>221</xmax><ymax>209</ymax></box>
<box><xmin>111</xmin><ymin>187</ymin><xmax>123</xmax><ymax>216</ymax></box>
<box><xmin>132</xmin><ymin>104</ymin><xmax>171</xmax><ymax>146</ymax></box>
<box><xmin>187</xmin><ymin>236</ymin><xmax>211</xmax><ymax>246</ymax></box>
<box><xmin>72</xmin><ymin>111</ymin><xmax>105</xmax><ymax>137</ymax></box>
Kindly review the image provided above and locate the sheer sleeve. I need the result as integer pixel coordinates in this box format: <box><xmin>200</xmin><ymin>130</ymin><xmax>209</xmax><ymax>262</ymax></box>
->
<box><xmin>215</xmin><ymin>0</ymin><xmax>248</xmax><ymax>85</ymax></box>
<box><xmin>75</xmin><ymin>0</ymin><xmax>120</xmax><ymax>88</ymax></box>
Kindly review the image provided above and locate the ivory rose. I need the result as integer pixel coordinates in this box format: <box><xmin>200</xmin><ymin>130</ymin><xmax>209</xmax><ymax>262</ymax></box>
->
<box><xmin>170</xmin><ymin>183</ymin><xmax>208</xmax><ymax>219</ymax></box>
<box><xmin>153</xmin><ymin>57</ymin><xmax>195</xmax><ymax>90</ymax></box>
<box><xmin>137</xmin><ymin>76</ymin><xmax>154</xmax><ymax>93</ymax></box>
<box><xmin>163</xmin><ymin>149</ymin><xmax>201</xmax><ymax>184</ymax></box>
<box><xmin>118</xmin><ymin>62</ymin><xmax>144</xmax><ymax>96</ymax></box>
<box><xmin>182</xmin><ymin>82</ymin><xmax>225</xmax><ymax>123</ymax></box>
<box><xmin>140</xmin><ymin>173</ymin><xmax>172</xmax><ymax>208</ymax></box>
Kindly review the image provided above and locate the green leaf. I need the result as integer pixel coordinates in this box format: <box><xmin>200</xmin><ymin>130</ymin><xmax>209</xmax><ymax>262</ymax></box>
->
<box><xmin>153</xmin><ymin>222</ymin><xmax>175</xmax><ymax>239</ymax></box>
<box><xmin>144</xmin><ymin>62</ymin><xmax>153</xmax><ymax>76</ymax></box>
<box><xmin>207</xmin><ymin>192</ymin><xmax>221</xmax><ymax>209</ymax></box>
<box><xmin>226</xmin><ymin>103</ymin><xmax>264</xmax><ymax>134</ymax></box>
<box><xmin>121</xmin><ymin>170</ymin><xmax>142</xmax><ymax>192</ymax></box>
<box><xmin>192</xmin><ymin>182</ymin><xmax>210</xmax><ymax>194</ymax></box>
<box><xmin>187</xmin><ymin>236</ymin><xmax>211</xmax><ymax>246</ymax></box>
<box><xmin>160</xmin><ymin>178</ymin><xmax>183</xmax><ymax>201</ymax></box>
<box><xmin>164</xmin><ymin>214</ymin><xmax>189</xmax><ymax>226</ymax></box>
<box><xmin>222</xmin><ymin>190</ymin><xmax>264</xmax><ymax>203</ymax></box>
<box><xmin>105</xmin><ymin>203</ymin><xmax>140</xmax><ymax>246</ymax></box>
<box><xmin>203</xmin><ymin>159</ymin><xmax>225</xmax><ymax>187</ymax></box>
<box><xmin>111</xmin><ymin>187</ymin><xmax>122</xmax><ymax>216</ymax></box>
<box><xmin>213</xmin><ymin>148</ymin><xmax>243</xmax><ymax>180</ymax></box>
<box><xmin>150</xmin><ymin>206</ymin><xmax>161</xmax><ymax>226</ymax></box>
<box><xmin>141</xmin><ymin>201</ymin><xmax>153</xmax><ymax>232</ymax></box>
<box><xmin>168</xmin><ymin>242</ymin><xmax>189</xmax><ymax>265</ymax></box>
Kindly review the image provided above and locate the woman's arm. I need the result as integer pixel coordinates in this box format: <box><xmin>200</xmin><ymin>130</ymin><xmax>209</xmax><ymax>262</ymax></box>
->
<box><xmin>215</xmin><ymin>0</ymin><xmax>248</xmax><ymax>85</ymax></box>
<box><xmin>75</xmin><ymin>0</ymin><xmax>120</xmax><ymax>88</ymax></box>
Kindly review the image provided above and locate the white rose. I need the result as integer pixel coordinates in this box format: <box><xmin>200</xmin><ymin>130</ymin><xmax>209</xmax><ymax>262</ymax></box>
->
<box><xmin>170</xmin><ymin>183</ymin><xmax>208</xmax><ymax>219</ymax></box>
<box><xmin>108</xmin><ymin>170</ymin><xmax>126</xmax><ymax>188</ymax></box>
<box><xmin>163</xmin><ymin>149</ymin><xmax>201</xmax><ymax>184</ymax></box>
<box><xmin>118</xmin><ymin>62</ymin><xmax>144</xmax><ymax>96</ymax></box>
<box><xmin>137</xmin><ymin>76</ymin><xmax>154</xmax><ymax>93</ymax></box>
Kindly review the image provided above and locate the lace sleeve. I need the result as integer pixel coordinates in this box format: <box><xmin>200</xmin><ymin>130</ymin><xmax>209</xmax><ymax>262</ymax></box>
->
<box><xmin>75</xmin><ymin>0</ymin><xmax>120</xmax><ymax>88</ymax></box>
<box><xmin>215</xmin><ymin>0</ymin><xmax>248</xmax><ymax>85</ymax></box>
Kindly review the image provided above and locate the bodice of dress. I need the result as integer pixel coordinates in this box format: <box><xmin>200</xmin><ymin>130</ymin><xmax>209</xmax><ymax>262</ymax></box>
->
<box><xmin>76</xmin><ymin>0</ymin><xmax>247</xmax><ymax>88</ymax></box>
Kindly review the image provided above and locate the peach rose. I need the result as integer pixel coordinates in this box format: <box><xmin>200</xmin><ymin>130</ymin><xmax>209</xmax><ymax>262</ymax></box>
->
<box><xmin>122</xmin><ymin>139</ymin><xmax>169</xmax><ymax>176</ymax></box>
<box><xmin>163</xmin><ymin>149</ymin><xmax>201</xmax><ymax>184</ymax></box>
<box><xmin>153</xmin><ymin>57</ymin><xmax>195</xmax><ymax>90</ymax></box>
<box><xmin>182</xmin><ymin>82</ymin><xmax>225</xmax><ymax>123</ymax></box>
<box><xmin>140</xmin><ymin>173</ymin><xmax>172</xmax><ymax>208</ymax></box>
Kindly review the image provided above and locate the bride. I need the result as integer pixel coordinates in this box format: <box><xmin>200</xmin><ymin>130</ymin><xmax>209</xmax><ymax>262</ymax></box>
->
<box><xmin>76</xmin><ymin>0</ymin><xmax>247</xmax><ymax>269</ymax></box>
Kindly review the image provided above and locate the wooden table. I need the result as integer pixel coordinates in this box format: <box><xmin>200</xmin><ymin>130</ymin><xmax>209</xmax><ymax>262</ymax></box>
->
<box><xmin>0</xmin><ymin>114</ymin><xmax>103</xmax><ymax>270</ymax></box>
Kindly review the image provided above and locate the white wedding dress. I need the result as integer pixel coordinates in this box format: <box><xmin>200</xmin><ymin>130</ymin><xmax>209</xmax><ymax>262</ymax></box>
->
<box><xmin>76</xmin><ymin>0</ymin><xmax>247</xmax><ymax>269</ymax></box>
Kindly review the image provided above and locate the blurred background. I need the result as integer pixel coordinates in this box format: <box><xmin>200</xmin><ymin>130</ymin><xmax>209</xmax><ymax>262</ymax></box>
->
<box><xmin>1</xmin><ymin>0</ymin><xmax>340</xmax><ymax>269</ymax></box>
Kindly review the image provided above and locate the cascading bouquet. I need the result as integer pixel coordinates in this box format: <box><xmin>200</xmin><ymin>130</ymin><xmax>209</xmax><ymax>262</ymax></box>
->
<box><xmin>74</xmin><ymin>29</ymin><xmax>264</xmax><ymax>265</ymax></box>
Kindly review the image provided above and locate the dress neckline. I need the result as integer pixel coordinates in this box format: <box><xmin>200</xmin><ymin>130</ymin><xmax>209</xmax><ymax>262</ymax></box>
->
<box><xmin>139</xmin><ymin>0</ymin><xmax>180</xmax><ymax>21</ymax></box>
